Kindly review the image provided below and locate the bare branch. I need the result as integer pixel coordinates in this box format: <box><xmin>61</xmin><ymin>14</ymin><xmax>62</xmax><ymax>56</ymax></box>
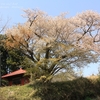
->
<box><xmin>29</xmin><ymin>15</ymin><xmax>38</xmax><ymax>27</ymax></box>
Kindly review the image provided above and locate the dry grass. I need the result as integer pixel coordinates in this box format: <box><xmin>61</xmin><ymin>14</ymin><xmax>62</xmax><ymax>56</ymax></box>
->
<box><xmin>0</xmin><ymin>84</ymin><xmax>34</xmax><ymax>100</ymax></box>
<box><xmin>87</xmin><ymin>75</ymin><xmax>99</xmax><ymax>80</ymax></box>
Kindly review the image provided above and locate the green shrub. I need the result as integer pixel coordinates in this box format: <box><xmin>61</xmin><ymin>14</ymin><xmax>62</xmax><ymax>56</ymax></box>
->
<box><xmin>32</xmin><ymin>77</ymin><xmax>100</xmax><ymax>100</ymax></box>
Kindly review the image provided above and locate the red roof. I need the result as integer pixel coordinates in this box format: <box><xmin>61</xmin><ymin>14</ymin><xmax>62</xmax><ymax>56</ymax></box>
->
<box><xmin>2</xmin><ymin>68</ymin><xmax>26</xmax><ymax>78</ymax></box>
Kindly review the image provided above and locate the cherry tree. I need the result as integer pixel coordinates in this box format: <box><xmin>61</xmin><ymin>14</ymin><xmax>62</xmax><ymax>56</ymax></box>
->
<box><xmin>5</xmin><ymin>9</ymin><xmax>100</xmax><ymax>82</ymax></box>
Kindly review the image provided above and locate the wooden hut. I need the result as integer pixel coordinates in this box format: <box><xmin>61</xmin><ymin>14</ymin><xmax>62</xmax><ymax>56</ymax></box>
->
<box><xmin>2</xmin><ymin>68</ymin><xmax>29</xmax><ymax>86</ymax></box>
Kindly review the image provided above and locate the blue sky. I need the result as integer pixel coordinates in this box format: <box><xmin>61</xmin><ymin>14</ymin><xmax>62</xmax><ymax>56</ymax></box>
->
<box><xmin>0</xmin><ymin>0</ymin><xmax>100</xmax><ymax>76</ymax></box>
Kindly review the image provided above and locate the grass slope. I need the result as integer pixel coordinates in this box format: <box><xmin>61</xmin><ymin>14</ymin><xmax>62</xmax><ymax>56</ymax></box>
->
<box><xmin>0</xmin><ymin>77</ymin><xmax>100</xmax><ymax>100</ymax></box>
<box><xmin>0</xmin><ymin>84</ymin><xmax>34</xmax><ymax>100</ymax></box>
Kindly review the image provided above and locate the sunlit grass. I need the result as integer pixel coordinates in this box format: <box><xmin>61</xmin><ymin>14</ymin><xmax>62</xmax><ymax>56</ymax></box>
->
<box><xmin>0</xmin><ymin>84</ymin><xmax>34</xmax><ymax>100</ymax></box>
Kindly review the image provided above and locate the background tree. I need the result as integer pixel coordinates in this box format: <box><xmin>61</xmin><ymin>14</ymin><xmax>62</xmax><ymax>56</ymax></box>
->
<box><xmin>0</xmin><ymin>19</ymin><xmax>8</xmax><ymax>86</ymax></box>
<box><xmin>0</xmin><ymin>34</ymin><xmax>8</xmax><ymax>75</ymax></box>
<box><xmin>0</xmin><ymin>34</ymin><xmax>27</xmax><ymax>75</ymax></box>
<box><xmin>5</xmin><ymin>9</ymin><xmax>100</xmax><ymax>83</ymax></box>
<box><xmin>6</xmin><ymin>49</ymin><xmax>26</xmax><ymax>72</ymax></box>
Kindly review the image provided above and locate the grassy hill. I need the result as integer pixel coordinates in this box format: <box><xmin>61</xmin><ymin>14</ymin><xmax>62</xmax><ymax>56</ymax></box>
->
<box><xmin>0</xmin><ymin>77</ymin><xmax>100</xmax><ymax>100</ymax></box>
<box><xmin>0</xmin><ymin>84</ymin><xmax>34</xmax><ymax>100</ymax></box>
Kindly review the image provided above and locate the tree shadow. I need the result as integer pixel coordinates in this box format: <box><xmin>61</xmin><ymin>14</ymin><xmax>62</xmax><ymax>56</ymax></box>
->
<box><xmin>28</xmin><ymin>77</ymin><xmax>100</xmax><ymax>100</ymax></box>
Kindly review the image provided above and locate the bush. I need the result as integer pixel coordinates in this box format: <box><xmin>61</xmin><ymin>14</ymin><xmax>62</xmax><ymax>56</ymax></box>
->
<box><xmin>32</xmin><ymin>77</ymin><xmax>100</xmax><ymax>100</ymax></box>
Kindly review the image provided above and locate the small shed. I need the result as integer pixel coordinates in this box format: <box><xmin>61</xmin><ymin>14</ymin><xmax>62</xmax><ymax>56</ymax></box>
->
<box><xmin>2</xmin><ymin>68</ymin><xmax>29</xmax><ymax>86</ymax></box>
